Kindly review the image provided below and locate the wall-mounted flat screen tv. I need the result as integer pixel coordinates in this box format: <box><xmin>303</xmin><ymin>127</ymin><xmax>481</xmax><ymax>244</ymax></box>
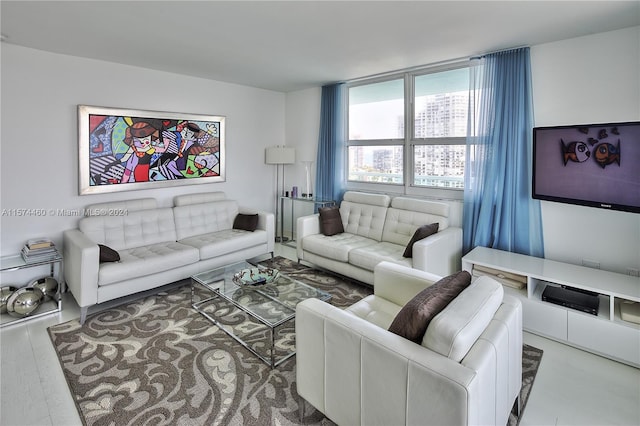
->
<box><xmin>532</xmin><ymin>121</ymin><xmax>640</xmax><ymax>213</ymax></box>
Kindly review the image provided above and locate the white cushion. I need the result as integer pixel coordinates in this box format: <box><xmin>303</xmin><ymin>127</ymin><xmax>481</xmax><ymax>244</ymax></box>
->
<box><xmin>343</xmin><ymin>191</ymin><xmax>391</xmax><ymax>207</ymax></box>
<box><xmin>84</xmin><ymin>198</ymin><xmax>157</xmax><ymax>215</ymax></box>
<box><xmin>391</xmin><ymin>197</ymin><xmax>449</xmax><ymax>217</ymax></box>
<box><xmin>373</xmin><ymin>261</ymin><xmax>441</xmax><ymax>308</ymax></box>
<box><xmin>302</xmin><ymin>233</ymin><xmax>378</xmax><ymax>262</ymax></box>
<box><xmin>173</xmin><ymin>192</ymin><xmax>227</xmax><ymax>206</ymax></box>
<box><xmin>382</xmin><ymin>203</ymin><xmax>449</xmax><ymax>246</ymax></box>
<box><xmin>422</xmin><ymin>276</ymin><xmax>503</xmax><ymax>362</ymax></box>
<box><xmin>179</xmin><ymin>229</ymin><xmax>267</xmax><ymax>259</ymax></box>
<box><xmin>346</xmin><ymin>294</ymin><xmax>403</xmax><ymax>329</ymax></box>
<box><xmin>382</xmin><ymin>207</ymin><xmax>449</xmax><ymax>246</ymax></box>
<box><xmin>340</xmin><ymin>201</ymin><xmax>389</xmax><ymax>241</ymax></box>
<box><xmin>173</xmin><ymin>200</ymin><xmax>238</xmax><ymax>240</ymax></box>
<box><xmin>79</xmin><ymin>208</ymin><xmax>177</xmax><ymax>250</ymax></box>
<box><xmin>98</xmin><ymin>242</ymin><xmax>199</xmax><ymax>286</ymax></box>
<box><xmin>348</xmin><ymin>242</ymin><xmax>411</xmax><ymax>271</ymax></box>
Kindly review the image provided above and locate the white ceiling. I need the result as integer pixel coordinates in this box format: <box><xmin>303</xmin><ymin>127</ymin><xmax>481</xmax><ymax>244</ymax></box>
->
<box><xmin>2</xmin><ymin>1</ymin><xmax>639</xmax><ymax>92</ymax></box>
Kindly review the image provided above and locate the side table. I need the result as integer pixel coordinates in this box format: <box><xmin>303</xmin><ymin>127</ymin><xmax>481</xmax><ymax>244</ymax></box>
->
<box><xmin>278</xmin><ymin>196</ymin><xmax>335</xmax><ymax>247</ymax></box>
<box><xmin>0</xmin><ymin>249</ymin><xmax>63</xmax><ymax>327</ymax></box>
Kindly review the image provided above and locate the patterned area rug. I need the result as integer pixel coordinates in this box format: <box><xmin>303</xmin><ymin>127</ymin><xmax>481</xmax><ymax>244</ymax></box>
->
<box><xmin>48</xmin><ymin>257</ymin><xmax>542</xmax><ymax>426</ymax></box>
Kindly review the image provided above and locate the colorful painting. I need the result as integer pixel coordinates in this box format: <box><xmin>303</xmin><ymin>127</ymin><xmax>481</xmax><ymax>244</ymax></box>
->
<box><xmin>78</xmin><ymin>105</ymin><xmax>225</xmax><ymax>194</ymax></box>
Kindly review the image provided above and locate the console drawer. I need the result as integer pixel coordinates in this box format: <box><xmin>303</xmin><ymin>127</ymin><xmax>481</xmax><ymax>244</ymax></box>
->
<box><xmin>568</xmin><ymin>312</ymin><xmax>640</xmax><ymax>366</ymax></box>
<box><xmin>523</xmin><ymin>298</ymin><xmax>568</xmax><ymax>340</ymax></box>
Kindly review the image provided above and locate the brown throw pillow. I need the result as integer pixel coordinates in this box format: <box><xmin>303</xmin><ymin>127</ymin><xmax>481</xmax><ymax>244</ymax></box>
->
<box><xmin>318</xmin><ymin>206</ymin><xmax>344</xmax><ymax>236</ymax></box>
<box><xmin>403</xmin><ymin>223</ymin><xmax>439</xmax><ymax>258</ymax></box>
<box><xmin>388</xmin><ymin>270</ymin><xmax>472</xmax><ymax>343</ymax></box>
<box><xmin>233</xmin><ymin>213</ymin><xmax>259</xmax><ymax>232</ymax></box>
<box><xmin>98</xmin><ymin>244</ymin><xmax>120</xmax><ymax>263</ymax></box>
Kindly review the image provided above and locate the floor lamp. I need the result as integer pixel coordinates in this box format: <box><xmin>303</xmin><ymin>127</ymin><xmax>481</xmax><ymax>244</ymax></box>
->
<box><xmin>265</xmin><ymin>145</ymin><xmax>295</xmax><ymax>242</ymax></box>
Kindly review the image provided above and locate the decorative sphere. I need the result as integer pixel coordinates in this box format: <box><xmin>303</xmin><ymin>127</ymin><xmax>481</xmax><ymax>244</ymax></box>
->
<box><xmin>6</xmin><ymin>287</ymin><xmax>44</xmax><ymax>318</ymax></box>
<box><xmin>30</xmin><ymin>277</ymin><xmax>58</xmax><ymax>302</ymax></box>
<box><xmin>0</xmin><ymin>286</ymin><xmax>18</xmax><ymax>314</ymax></box>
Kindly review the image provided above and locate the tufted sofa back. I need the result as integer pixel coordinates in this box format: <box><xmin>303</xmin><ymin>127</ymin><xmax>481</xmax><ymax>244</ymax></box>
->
<box><xmin>340</xmin><ymin>192</ymin><xmax>391</xmax><ymax>242</ymax></box>
<box><xmin>173</xmin><ymin>192</ymin><xmax>227</xmax><ymax>206</ymax></box>
<box><xmin>173</xmin><ymin>200</ymin><xmax>239</xmax><ymax>240</ymax></box>
<box><xmin>79</xmin><ymin>208</ymin><xmax>177</xmax><ymax>250</ymax></box>
<box><xmin>83</xmin><ymin>198</ymin><xmax>158</xmax><ymax>216</ymax></box>
<box><xmin>382</xmin><ymin>197</ymin><xmax>450</xmax><ymax>246</ymax></box>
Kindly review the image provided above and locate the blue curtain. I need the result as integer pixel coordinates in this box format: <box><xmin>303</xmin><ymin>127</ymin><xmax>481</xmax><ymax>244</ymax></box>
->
<box><xmin>463</xmin><ymin>47</ymin><xmax>544</xmax><ymax>257</ymax></box>
<box><xmin>315</xmin><ymin>83</ymin><xmax>346</xmax><ymax>204</ymax></box>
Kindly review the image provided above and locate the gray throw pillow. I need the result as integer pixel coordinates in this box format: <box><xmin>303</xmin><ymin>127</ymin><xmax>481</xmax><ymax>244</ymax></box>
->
<box><xmin>98</xmin><ymin>244</ymin><xmax>120</xmax><ymax>263</ymax></box>
<box><xmin>403</xmin><ymin>223</ymin><xmax>439</xmax><ymax>258</ymax></box>
<box><xmin>388</xmin><ymin>270</ymin><xmax>472</xmax><ymax>343</ymax></box>
<box><xmin>233</xmin><ymin>213</ymin><xmax>259</xmax><ymax>232</ymax></box>
<box><xmin>318</xmin><ymin>206</ymin><xmax>344</xmax><ymax>236</ymax></box>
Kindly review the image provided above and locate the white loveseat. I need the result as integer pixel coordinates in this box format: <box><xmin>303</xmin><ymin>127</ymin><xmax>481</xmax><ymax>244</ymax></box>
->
<box><xmin>296</xmin><ymin>261</ymin><xmax>523</xmax><ymax>426</ymax></box>
<box><xmin>63</xmin><ymin>192</ymin><xmax>274</xmax><ymax>323</ymax></box>
<box><xmin>297</xmin><ymin>191</ymin><xmax>462</xmax><ymax>284</ymax></box>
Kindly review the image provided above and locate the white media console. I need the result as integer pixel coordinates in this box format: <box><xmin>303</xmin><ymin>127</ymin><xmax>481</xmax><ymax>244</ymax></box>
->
<box><xmin>462</xmin><ymin>246</ymin><xmax>640</xmax><ymax>367</ymax></box>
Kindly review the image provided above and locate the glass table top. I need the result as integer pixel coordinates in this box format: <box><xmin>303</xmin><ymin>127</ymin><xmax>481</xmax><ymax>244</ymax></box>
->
<box><xmin>1</xmin><ymin>248</ymin><xmax>62</xmax><ymax>271</ymax></box>
<box><xmin>191</xmin><ymin>260</ymin><xmax>331</xmax><ymax>327</ymax></box>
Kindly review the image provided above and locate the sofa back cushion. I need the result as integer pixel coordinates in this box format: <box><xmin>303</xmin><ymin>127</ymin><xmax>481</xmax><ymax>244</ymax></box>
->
<box><xmin>173</xmin><ymin>192</ymin><xmax>227</xmax><ymax>206</ymax></box>
<box><xmin>382</xmin><ymin>197</ymin><xmax>450</xmax><ymax>246</ymax></box>
<box><xmin>343</xmin><ymin>191</ymin><xmax>391</xmax><ymax>207</ymax></box>
<box><xmin>341</xmin><ymin>202</ymin><xmax>389</xmax><ymax>242</ymax></box>
<box><xmin>422</xmin><ymin>275</ymin><xmax>503</xmax><ymax>362</ymax></box>
<box><xmin>84</xmin><ymin>198</ymin><xmax>158</xmax><ymax>216</ymax></box>
<box><xmin>388</xmin><ymin>270</ymin><xmax>471</xmax><ymax>343</ymax></box>
<box><xmin>340</xmin><ymin>192</ymin><xmax>391</xmax><ymax>241</ymax></box>
<box><xmin>173</xmin><ymin>200</ymin><xmax>239</xmax><ymax>240</ymax></box>
<box><xmin>79</xmin><ymin>208</ymin><xmax>177</xmax><ymax>250</ymax></box>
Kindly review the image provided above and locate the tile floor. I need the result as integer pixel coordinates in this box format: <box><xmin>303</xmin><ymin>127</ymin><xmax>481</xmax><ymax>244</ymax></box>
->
<box><xmin>1</xmin><ymin>244</ymin><xmax>639</xmax><ymax>425</ymax></box>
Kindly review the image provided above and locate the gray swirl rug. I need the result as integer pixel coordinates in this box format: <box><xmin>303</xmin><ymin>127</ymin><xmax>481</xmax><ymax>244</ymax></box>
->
<box><xmin>48</xmin><ymin>257</ymin><xmax>542</xmax><ymax>426</ymax></box>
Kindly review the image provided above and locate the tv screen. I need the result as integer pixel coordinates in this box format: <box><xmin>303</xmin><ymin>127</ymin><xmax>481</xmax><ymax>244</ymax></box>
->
<box><xmin>532</xmin><ymin>121</ymin><xmax>640</xmax><ymax>213</ymax></box>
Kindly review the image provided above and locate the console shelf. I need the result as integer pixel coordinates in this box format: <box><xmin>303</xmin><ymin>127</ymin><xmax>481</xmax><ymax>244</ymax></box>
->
<box><xmin>462</xmin><ymin>246</ymin><xmax>640</xmax><ymax>368</ymax></box>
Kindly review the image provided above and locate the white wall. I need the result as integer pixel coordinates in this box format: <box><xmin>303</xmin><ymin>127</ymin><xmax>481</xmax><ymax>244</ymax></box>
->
<box><xmin>279</xmin><ymin>88</ymin><xmax>323</xmax><ymax>235</ymax></box>
<box><xmin>531</xmin><ymin>26</ymin><xmax>640</xmax><ymax>274</ymax></box>
<box><xmin>284</xmin><ymin>26</ymin><xmax>640</xmax><ymax>274</ymax></box>
<box><xmin>0</xmin><ymin>44</ymin><xmax>285</xmax><ymax>255</ymax></box>
<box><xmin>285</xmin><ymin>87</ymin><xmax>322</xmax><ymax>194</ymax></box>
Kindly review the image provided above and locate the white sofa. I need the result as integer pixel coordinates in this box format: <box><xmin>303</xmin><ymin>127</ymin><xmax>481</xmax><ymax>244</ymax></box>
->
<box><xmin>297</xmin><ymin>191</ymin><xmax>462</xmax><ymax>284</ymax></box>
<box><xmin>296</xmin><ymin>261</ymin><xmax>523</xmax><ymax>426</ymax></box>
<box><xmin>63</xmin><ymin>192</ymin><xmax>274</xmax><ymax>323</ymax></box>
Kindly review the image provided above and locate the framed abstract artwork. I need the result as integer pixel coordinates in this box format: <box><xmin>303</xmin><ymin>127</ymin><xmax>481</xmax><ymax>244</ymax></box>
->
<box><xmin>78</xmin><ymin>105</ymin><xmax>225</xmax><ymax>195</ymax></box>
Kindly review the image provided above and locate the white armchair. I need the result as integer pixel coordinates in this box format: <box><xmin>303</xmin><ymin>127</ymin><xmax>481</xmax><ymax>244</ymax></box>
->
<box><xmin>296</xmin><ymin>261</ymin><xmax>523</xmax><ymax>426</ymax></box>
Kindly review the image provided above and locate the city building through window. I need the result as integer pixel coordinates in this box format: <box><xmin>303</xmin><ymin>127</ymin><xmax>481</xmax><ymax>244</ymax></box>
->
<box><xmin>347</xmin><ymin>65</ymin><xmax>469</xmax><ymax>192</ymax></box>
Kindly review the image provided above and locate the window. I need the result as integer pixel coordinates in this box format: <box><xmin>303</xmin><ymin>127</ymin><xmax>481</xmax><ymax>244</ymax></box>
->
<box><xmin>346</xmin><ymin>65</ymin><xmax>469</xmax><ymax>193</ymax></box>
<box><xmin>348</xmin><ymin>79</ymin><xmax>405</xmax><ymax>184</ymax></box>
<box><xmin>348</xmin><ymin>145</ymin><xmax>403</xmax><ymax>184</ymax></box>
<box><xmin>349</xmin><ymin>79</ymin><xmax>404</xmax><ymax>141</ymax></box>
<box><xmin>413</xmin><ymin>68</ymin><xmax>468</xmax><ymax>189</ymax></box>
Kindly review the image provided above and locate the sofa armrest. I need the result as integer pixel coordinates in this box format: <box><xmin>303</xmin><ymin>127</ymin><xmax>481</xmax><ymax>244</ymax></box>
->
<box><xmin>296</xmin><ymin>298</ymin><xmax>476</xmax><ymax>426</ymax></box>
<box><xmin>296</xmin><ymin>213</ymin><xmax>320</xmax><ymax>260</ymax></box>
<box><xmin>239</xmin><ymin>208</ymin><xmax>274</xmax><ymax>253</ymax></box>
<box><xmin>412</xmin><ymin>226</ymin><xmax>462</xmax><ymax>276</ymax></box>
<box><xmin>373</xmin><ymin>261</ymin><xmax>442</xmax><ymax>307</ymax></box>
<box><xmin>63</xmin><ymin>229</ymin><xmax>99</xmax><ymax>309</ymax></box>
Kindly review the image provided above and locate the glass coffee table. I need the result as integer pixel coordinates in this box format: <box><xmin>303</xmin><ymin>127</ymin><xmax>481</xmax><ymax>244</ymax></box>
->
<box><xmin>191</xmin><ymin>260</ymin><xmax>331</xmax><ymax>368</ymax></box>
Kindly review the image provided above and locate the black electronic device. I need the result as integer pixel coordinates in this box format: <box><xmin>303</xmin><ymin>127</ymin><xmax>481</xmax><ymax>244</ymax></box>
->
<box><xmin>560</xmin><ymin>285</ymin><xmax>599</xmax><ymax>297</ymax></box>
<box><xmin>542</xmin><ymin>285</ymin><xmax>600</xmax><ymax>316</ymax></box>
<box><xmin>532</xmin><ymin>121</ymin><xmax>640</xmax><ymax>213</ymax></box>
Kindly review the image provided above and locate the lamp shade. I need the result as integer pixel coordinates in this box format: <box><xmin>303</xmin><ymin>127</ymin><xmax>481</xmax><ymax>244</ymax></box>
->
<box><xmin>265</xmin><ymin>146</ymin><xmax>295</xmax><ymax>164</ymax></box>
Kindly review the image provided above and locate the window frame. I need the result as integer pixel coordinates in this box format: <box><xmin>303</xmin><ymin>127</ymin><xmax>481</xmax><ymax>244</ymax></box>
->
<box><xmin>345</xmin><ymin>61</ymin><xmax>469</xmax><ymax>200</ymax></box>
